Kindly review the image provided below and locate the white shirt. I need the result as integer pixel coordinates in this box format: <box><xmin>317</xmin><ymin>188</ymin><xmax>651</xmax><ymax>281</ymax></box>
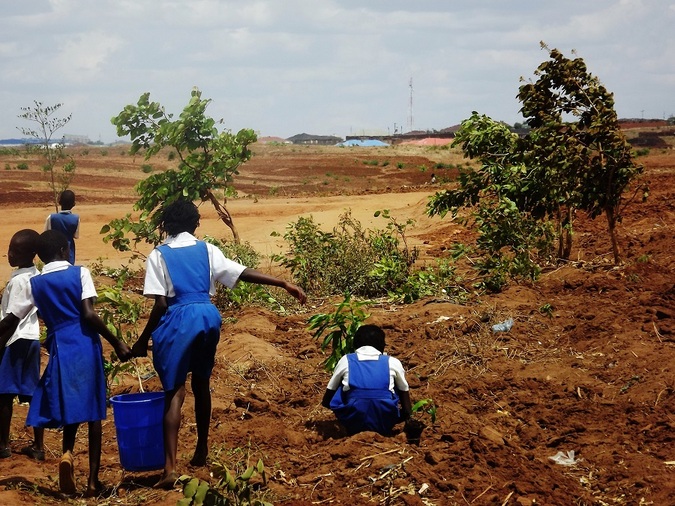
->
<box><xmin>9</xmin><ymin>261</ymin><xmax>97</xmax><ymax>321</ymax></box>
<box><xmin>327</xmin><ymin>345</ymin><xmax>409</xmax><ymax>393</ymax></box>
<box><xmin>1</xmin><ymin>266</ymin><xmax>40</xmax><ymax>346</ymax></box>
<box><xmin>143</xmin><ymin>232</ymin><xmax>247</xmax><ymax>297</ymax></box>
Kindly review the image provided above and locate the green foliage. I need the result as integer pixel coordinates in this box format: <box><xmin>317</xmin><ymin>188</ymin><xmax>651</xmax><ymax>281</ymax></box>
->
<box><xmin>272</xmin><ymin>210</ymin><xmax>417</xmax><ymax>298</ymax></box>
<box><xmin>307</xmin><ymin>295</ymin><xmax>371</xmax><ymax>371</ymax></box>
<box><xmin>517</xmin><ymin>43</ymin><xmax>645</xmax><ymax>263</ymax></box>
<box><xmin>141</xmin><ymin>163</ymin><xmax>153</xmax><ymax>173</ymax></box>
<box><xmin>539</xmin><ymin>303</ymin><xmax>554</xmax><ymax>318</ymax></box>
<box><xmin>102</xmin><ymin>88</ymin><xmax>257</xmax><ymax>252</ymax></box>
<box><xmin>411</xmin><ymin>398</ymin><xmax>437</xmax><ymax>424</ymax></box>
<box><xmin>17</xmin><ymin>101</ymin><xmax>76</xmax><ymax>210</ymax></box>
<box><xmin>428</xmin><ymin>44</ymin><xmax>645</xmax><ymax>291</ymax></box>
<box><xmin>95</xmin><ymin>275</ymin><xmax>143</xmax><ymax>394</ymax></box>
<box><xmin>17</xmin><ymin>162</ymin><xmax>29</xmax><ymax>170</ymax></box>
<box><xmin>178</xmin><ymin>458</ymin><xmax>271</xmax><ymax>506</ymax></box>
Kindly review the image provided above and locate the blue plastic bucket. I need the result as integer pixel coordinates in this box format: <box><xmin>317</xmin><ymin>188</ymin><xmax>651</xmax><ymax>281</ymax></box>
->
<box><xmin>110</xmin><ymin>391</ymin><xmax>165</xmax><ymax>471</ymax></box>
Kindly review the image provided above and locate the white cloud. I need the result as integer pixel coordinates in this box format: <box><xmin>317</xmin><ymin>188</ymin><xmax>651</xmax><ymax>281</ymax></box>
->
<box><xmin>1</xmin><ymin>1</ymin><xmax>674</xmax><ymax>141</ymax></box>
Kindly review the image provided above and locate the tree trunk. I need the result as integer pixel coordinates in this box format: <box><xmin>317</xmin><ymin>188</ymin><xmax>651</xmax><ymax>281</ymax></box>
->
<box><xmin>204</xmin><ymin>190</ymin><xmax>240</xmax><ymax>244</ymax></box>
<box><xmin>561</xmin><ymin>207</ymin><xmax>574</xmax><ymax>260</ymax></box>
<box><xmin>605</xmin><ymin>207</ymin><xmax>621</xmax><ymax>264</ymax></box>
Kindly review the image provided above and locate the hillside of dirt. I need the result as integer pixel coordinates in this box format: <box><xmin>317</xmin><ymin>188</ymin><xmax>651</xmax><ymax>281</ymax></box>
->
<box><xmin>0</xmin><ymin>139</ymin><xmax>673</xmax><ymax>505</ymax></box>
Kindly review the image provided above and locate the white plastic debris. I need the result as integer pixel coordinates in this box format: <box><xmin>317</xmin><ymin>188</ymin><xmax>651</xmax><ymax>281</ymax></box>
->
<box><xmin>548</xmin><ymin>450</ymin><xmax>577</xmax><ymax>466</ymax></box>
<box><xmin>491</xmin><ymin>318</ymin><xmax>514</xmax><ymax>333</ymax></box>
<box><xmin>428</xmin><ymin>316</ymin><xmax>451</xmax><ymax>324</ymax></box>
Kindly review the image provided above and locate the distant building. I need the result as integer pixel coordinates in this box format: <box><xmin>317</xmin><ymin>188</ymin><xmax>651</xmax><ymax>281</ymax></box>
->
<box><xmin>286</xmin><ymin>133</ymin><xmax>343</xmax><ymax>145</ymax></box>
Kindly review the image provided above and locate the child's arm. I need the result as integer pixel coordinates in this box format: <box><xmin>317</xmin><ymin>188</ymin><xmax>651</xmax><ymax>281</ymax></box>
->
<box><xmin>0</xmin><ymin>314</ymin><xmax>21</xmax><ymax>354</ymax></box>
<box><xmin>321</xmin><ymin>388</ymin><xmax>337</xmax><ymax>408</ymax></box>
<box><xmin>398</xmin><ymin>390</ymin><xmax>412</xmax><ymax>421</ymax></box>
<box><xmin>238</xmin><ymin>268</ymin><xmax>307</xmax><ymax>304</ymax></box>
<box><xmin>131</xmin><ymin>295</ymin><xmax>168</xmax><ymax>357</ymax></box>
<box><xmin>81</xmin><ymin>298</ymin><xmax>132</xmax><ymax>361</ymax></box>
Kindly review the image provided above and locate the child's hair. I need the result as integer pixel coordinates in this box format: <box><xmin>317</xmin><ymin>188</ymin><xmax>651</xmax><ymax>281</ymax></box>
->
<box><xmin>58</xmin><ymin>190</ymin><xmax>76</xmax><ymax>210</ymax></box>
<box><xmin>353</xmin><ymin>324</ymin><xmax>386</xmax><ymax>353</ymax></box>
<box><xmin>11</xmin><ymin>229</ymin><xmax>40</xmax><ymax>258</ymax></box>
<box><xmin>36</xmin><ymin>230</ymin><xmax>69</xmax><ymax>263</ymax></box>
<box><xmin>159</xmin><ymin>199</ymin><xmax>200</xmax><ymax>237</ymax></box>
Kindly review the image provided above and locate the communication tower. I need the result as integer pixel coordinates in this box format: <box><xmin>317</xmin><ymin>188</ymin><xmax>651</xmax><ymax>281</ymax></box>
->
<box><xmin>408</xmin><ymin>77</ymin><xmax>414</xmax><ymax>132</ymax></box>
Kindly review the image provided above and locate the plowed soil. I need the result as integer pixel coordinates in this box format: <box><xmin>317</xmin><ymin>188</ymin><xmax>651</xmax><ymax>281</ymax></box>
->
<box><xmin>0</xmin><ymin>140</ymin><xmax>673</xmax><ymax>505</ymax></box>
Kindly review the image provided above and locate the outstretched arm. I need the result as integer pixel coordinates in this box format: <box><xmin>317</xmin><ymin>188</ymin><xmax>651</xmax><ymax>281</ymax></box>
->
<box><xmin>81</xmin><ymin>298</ymin><xmax>132</xmax><ymax>361</ymax></box>
<box><xmin>131</xmin><ymin>295</ymin><xmax>168</xmax><ymax>357</ymax></box>
<box><xmin>239</xmin><ymin>268</ymin><xmax>307</xmax><ymax>304</ymax></box>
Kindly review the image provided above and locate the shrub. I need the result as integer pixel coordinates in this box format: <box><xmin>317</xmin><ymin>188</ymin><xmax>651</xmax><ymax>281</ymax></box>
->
<box><xmin>17</xmin><ymin>162</ymin><xmax>29</xmax><ymax>170</ymax></box>
<box><xmin>273</xmin><ymin>210</ymin><xmax>465</xmax><ymax>302</ymax></box>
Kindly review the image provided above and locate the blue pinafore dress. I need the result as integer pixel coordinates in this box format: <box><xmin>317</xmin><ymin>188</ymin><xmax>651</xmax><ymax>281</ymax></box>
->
<box><xmin>151</xmin><ymin>241</ymin><xmax>222</xmax><ymax>391</ymax></box>
<box><xmin>50</xmin><ymin>212</ymin><xmax>79</xmax><ymax>264</ymax></box>
<box><xmin>26</xmin><ymin>266</ymin><xmax>107</xmax><ymax>428</ymax></box>
<box><xmin>329</xmin><ymin>354</ymin><xmax>401</xmax><ymax>435</ymax></box>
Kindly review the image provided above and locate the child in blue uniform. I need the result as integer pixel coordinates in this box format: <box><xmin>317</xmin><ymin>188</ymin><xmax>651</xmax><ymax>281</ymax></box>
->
<box><xmin>130</xmin><ymin>199</ymin><xmax>306</xmax><ymax>489</ymax></box>
<box><xmin>45</xmin><ymin>190</ymin><xmax>79</xmax><ymax>264</ymax></box>
<box><xmin>322</xmin><ymin>325</ymin><xmax>412</xmax><ymax>435</ymax></box>
<box><xmin>0</xmin><ymin>229</ymin><xmax>44</xmax><ymax>460</ymax></box>
<box><xmin>14</xmin><ymin>230</ymin><xmax>132</xmax><ymax>496</ymax></box>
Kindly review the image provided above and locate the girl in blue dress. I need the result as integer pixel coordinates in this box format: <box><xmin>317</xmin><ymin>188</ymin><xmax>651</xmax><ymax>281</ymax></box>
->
<box><xmin>322</xmin><ymin>325</ymin><xmax>413</xmax><ymax>435</ymax></box>
<box><xmin>131</xmin><ymin>199</ymin><xmax>306</xmax><ymax>489</ymax></box>
<box><xmin>23</xmin><ymin>230</ymin><xmax>132</xmax><ymax>496</ymax></box>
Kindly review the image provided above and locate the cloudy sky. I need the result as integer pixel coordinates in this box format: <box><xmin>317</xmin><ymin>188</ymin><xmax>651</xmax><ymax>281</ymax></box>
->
<box><xmin>1</xmin><ymin>0</ymin><xmax>673</xmax><ymax>143</ymax></box>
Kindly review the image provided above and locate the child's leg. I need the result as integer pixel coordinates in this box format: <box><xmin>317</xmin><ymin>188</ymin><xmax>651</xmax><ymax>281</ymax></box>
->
<box><xmin>190</xmin><ymin>374</ymin><xmax>211</xmax><ymax>466</ymax></box>
<box><xmin>155</xmin><ymin>385</ymin><xmax>186</xmax><ymax>489</ymax></box>
<box><xmin>0</xmin><ymin>394</ymin><xmax>14</xmax><ymax>454</ymax></box>
<box><xmin>33</xmin><ymin>426</ymin><xmax>44</xmax><ymax>451</ymax></box>
<box><xmin>62</xmin><ymin>423</ymin><xmax>79</xmax><ymax>453</ymax></box>
<box><xmin>60</xmin><ymin>423</ymin><xmax>79</xmax><ymax>494</ymax></box>
<box><xmin>85</xmin><ymin>420</ymin><xmax>102</xmax><ymax>496</ymax></box>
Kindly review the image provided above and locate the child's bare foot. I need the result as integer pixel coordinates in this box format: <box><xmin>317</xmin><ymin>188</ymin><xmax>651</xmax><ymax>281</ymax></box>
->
<box><xmin>153</xmin><ymin>472</ymin><xmax>179</xmax><ymax>490</ymax></box>
<box><xmin>84</xmin><ymin>480</ymin><xmax>103</xmax><ymax>498</ymax></box>
<box><xmin>59</xmin><ymin>451</ymin><xmax>76</xmax><ymax>495</ymax></box>
<box><xmin>189</xmin><ymin>451</ymin><xmax>208</xmax><ymax>467</ymax></box>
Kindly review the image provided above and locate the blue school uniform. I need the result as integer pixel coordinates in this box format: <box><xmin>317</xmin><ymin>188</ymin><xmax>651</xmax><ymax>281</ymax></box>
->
<box><xmin>48</xmin><ymin>212</ymin><xmax>79</xmax><ymax>264</ymax></box>
<box><xmin>0</xmin><ymin>266</ymin><xmax>41</xmax><ymax>401</ymax></box>
<box><xmin>329</xmin><ymin>354</ymin><xmax>401</xmax><ymax>435</ymax></box>
<box><xmin>151</xmin><ymin>241</ymin><xmax>222</xmax><ymax>391</ymax></box>
<box><xmin>26</xmin><ymin>265</ymin><xmax>106</xmax><ymax>428</ymax></box>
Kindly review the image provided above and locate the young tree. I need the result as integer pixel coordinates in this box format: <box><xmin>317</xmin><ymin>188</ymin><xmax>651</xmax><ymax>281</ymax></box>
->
<box><xmin>517</xmin><ymin>44</ymin><xmax>645</xmax><ymax>263</ymax></box>
<box><xmin>18</xmin><ymin>101</ymin><xmax>75</xmax><ymax>211</ymax></box>
<box><xmin>427</xmin><ymin>113</ymin><xmax>555</xmax><ymax>290</ymax></box>
<box><xmin>428</xmin><ymin>44</ymin><xmax>644</xmax><ymax>282</ymax></box>
<box><xmin>102</xmin><ymin>88</ymin><xmax>257</xmax><ymax>253</ymax></box>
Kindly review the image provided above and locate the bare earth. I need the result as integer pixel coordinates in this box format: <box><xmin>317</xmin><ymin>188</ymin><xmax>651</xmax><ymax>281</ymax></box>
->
<box><xmin>0</xmin><ymin>141</ymin><xmax>673</xmax><ymax>505</ymax></box>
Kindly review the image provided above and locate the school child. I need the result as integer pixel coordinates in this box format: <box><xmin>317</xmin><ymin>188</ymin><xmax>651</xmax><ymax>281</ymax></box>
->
<box><xmin>321</xmin><ymin>324</ymin><xmax>412</xmax><ymax>435</ymax></box>
<box><xmin>45</xmin><ymin>190</ymin><xmax>79</xmax><ymax>264</ymax></box>
<box><xmin>129</xmin><ymin>198</ymin><xmax>306</xmax><ymax>489</ymax></box>
<box><xmin>13</xmin><ymin>230</ymin><xmax>132</xmax><ymax>496</ymax></box>
<box><xmin>0</xmin><ymin>229</ymin><xmax>44</xmax><ymax>461</ymax></box>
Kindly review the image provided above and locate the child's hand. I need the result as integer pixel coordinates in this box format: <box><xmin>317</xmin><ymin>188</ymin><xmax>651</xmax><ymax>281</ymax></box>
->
<box><xmin>286</xmin><ymin>282</ymin><xmax>307</xmax><ymax>305</ymax></box>
<box><xmin>131</xmin><ymin>340</ymin><xmax>149</xmax><ymax>358</ymax></box>
<box><xmin>115</xmin><ymin>341</ymin><xmax>133</xmax><ymax>362</ymax></box>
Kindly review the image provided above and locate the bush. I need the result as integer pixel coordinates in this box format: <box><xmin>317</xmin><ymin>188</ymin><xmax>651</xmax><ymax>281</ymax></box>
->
<box><xmin>274</xmin><ymin>210</ymin><xmax>462</xmax><ymax>302</ymax></box>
